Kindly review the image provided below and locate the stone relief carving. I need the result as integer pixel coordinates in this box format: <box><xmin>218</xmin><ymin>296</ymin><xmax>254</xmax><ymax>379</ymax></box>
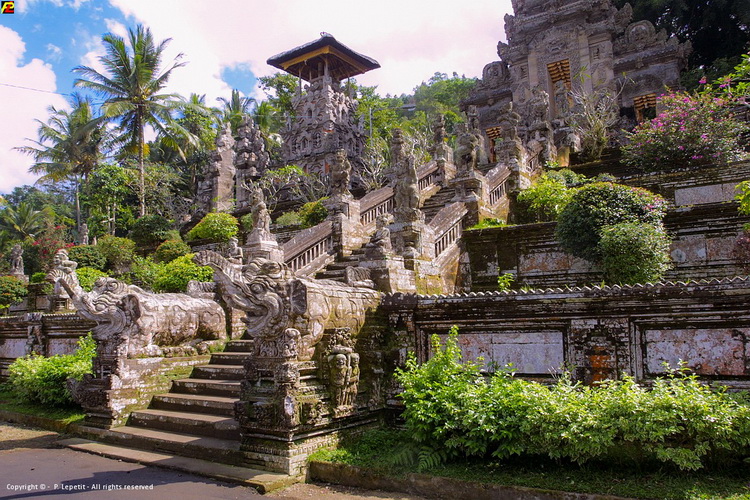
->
<box><xmin>321</xmin><ymin>328</ymin><xmax>360</xmax><ymax>416</ymax></box>
<box><xmin>248</xmin><ymin>183</ymin><xmax>272</xmax><ymax>236</ymax></box>
<box><xmin>194</xmin><ymin>251</ymin><xmax>381</xmax><ymax>362</ymax></box>
<box><xmin>49</xmin><ymin>251</ymin><xmax>226</xmax><ymax>358</ymax></box>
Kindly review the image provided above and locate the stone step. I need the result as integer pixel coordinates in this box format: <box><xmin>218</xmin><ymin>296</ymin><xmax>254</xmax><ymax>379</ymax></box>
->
<box><xmin>129</xmin><ymin>408</ymin><xmax>240</xmax><ymax>440</ymax></box>
<box><xmin>73</xmin><ymin>425</ymin><xmax>251</xmax><ymax>468</ymax></box>
<box><xmin>150</xmin><ymin>393</ymin><xmax>238</xmax><ymax>417</ymax></box>
<box><xmin>210</xmin><ymin>351</ymin><xmax>253</xmax><ymax>365</ymax></box>
<box><xmin>191</xmin><ymin>364</ymin><xmax>245</xmax><ymax>380</ymax></box>
<box><xmin>225</xmin><ymin>340</ymin><xmax>254</xmax><ymax>352</ymax></box>
<box><xmin>58</xmin><ymin>437</ymin><xmax>297</xmax><ymax>493</ymax></box>
<box><xmin>172</xmin><ymin>378</ymin><xmax>241</xmax><ymax>397</ymax></box>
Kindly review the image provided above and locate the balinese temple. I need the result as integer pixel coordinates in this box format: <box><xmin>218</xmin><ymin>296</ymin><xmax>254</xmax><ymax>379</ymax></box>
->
<box><xmin>463</xmin><ymin>0</ymin><xmax>691</xmax><ymax>154</ymax></box>
<box><xmin>268</xmin><ymin>33</ymin><xmax>380</xmax><ymax>175</ymax></box>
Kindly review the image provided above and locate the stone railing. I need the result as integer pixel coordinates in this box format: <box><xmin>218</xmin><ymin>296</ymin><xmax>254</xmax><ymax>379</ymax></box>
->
<box><xmin>418</xmin><ymin>161</ymin><xmax>440</xmax><ymax>192</ymax></box>
<box><xmin>486</xmin><ymin>164</ymin><xmax>511</xmax><ymax>206</ymax></box>
<box><xmin>430</xmin><ymin>202</ymin><xmax>468</xmax><ymax>258</ymax></box>
<box><xmin>280</xmin><ymin>160</ymin><xmax>446</xmax><ymax>277</ymax></box>
<box><xmin>283</xmin><ymin>220</ymin><xmax>335</xmax><ymax>274</ymax></box>
<box><xmin>359</xmin><ymin>187</ymin><xmax>394</xmax><ymax>227</ymax></box>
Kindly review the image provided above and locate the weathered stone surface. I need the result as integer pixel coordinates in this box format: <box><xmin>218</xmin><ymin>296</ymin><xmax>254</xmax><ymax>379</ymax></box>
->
<box><xmin>383</xmin><ymin>278</ymin><xmax>750</xmax><ymax>388</ymax></box>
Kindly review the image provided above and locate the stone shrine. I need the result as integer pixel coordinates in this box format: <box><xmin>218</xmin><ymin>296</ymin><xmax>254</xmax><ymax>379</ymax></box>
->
<box><xmin>463</xmin><ymin>0</ymin><xmax>691</xmax><ymax>158</ymax></box>
<box><xmin>268</xmin><ymin>33</ymin><xmax>380</xmax><ymax>175</ymax></box>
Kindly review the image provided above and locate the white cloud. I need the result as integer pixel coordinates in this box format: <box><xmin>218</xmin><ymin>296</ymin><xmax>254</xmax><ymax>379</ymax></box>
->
<box><xmin>0</xmin><ymin>26</ymin><xmax>68</xmax><ymax>193</ymax></box>
<box><xmin>108</xmin><ymin>0</ymin><xmax>512</xmax><ymax>99</ymax></box>
<box><xmin>46</xmin><ymin>42</ymin><xmax>62</xmax><ymax>62</ymax></box>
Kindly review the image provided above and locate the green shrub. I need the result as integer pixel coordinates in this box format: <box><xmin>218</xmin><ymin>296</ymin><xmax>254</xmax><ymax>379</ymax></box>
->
<box><xmin>0</xmin><ymin>275</ymin><xmax>27</xmax><ymax>312</ymax></box>
<box><xmin>186</xmin><ymin>212</ymin><xmax>239</xmax><ymax>242</ymax></box>
<box><xmin>6</xmin><ymin>333</ymin><xmax>95</xmax><ymax>406</ymax></box>
<box><xmin>75</xmin><ymin>267</ymin><xmax>108</xmax><ymax>292</ymax></box>
<box><xmin>599</xmin><ymin>223</ymin><xmax>671</xmax><ymax>284</ymax></box>
<box><xmin>395</xmin><ymin>332</ymin><xmax>750</xmax><ymax>471</ymax></box>
<box><xmin>556</xmin><ymin>182</ymin><xmax>667</xmax><ymax>262</ymax></box>
<box><xmin>621</xmin><ymin>92</ymin><xmax>748</xmax><ymax>171</ymax></box>
<box><xmin>517</xmin><ymin>174</ymin><xmax>578</xmax><ymax>222</ymax></box>
<box><xmin>298</xmin><ymin>199</ymin><xmax>328</xmax><ymax>228</ymax></box>
<box><xmin>152</xmin><ymin>253</ymin><xmax>212</xmax><ymax>293</ymax></box>
<box><xmin>68</xmin><ymin>245</ymin><xmax>106</xmax><ymax>271</ymax></box>
<box><xmin>125</xmin><ymin>256</ymin><xmax>164</xmax><ymax>291</ymax></box>
<box><xmin>129</xmin><ymin>214</ymin><xmax>173</xmax><ymax>247</ymax></box>
<box><xmin>153</xmin><ymin>239</ymin><xmax>191</xmax><ymax>263</ymax></box>
<box><xmin>273</xmin><ymin>211</ymin><xmax>302</xmax><ymax>227</ymax></box>
<box><xmin>96</xmin><ymin>235</ymin><xmax>135</xmax><ymax>272</ymax></box>
<box><xmin>30</xmin><ymin>272</ymin><xmax>47</xmax><ymax>284</ymax></box>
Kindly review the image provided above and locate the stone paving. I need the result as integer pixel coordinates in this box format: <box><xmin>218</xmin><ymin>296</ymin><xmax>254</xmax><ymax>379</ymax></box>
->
<box><xmin>0</xmin><ymin>423</ymin><xmax>425</xmax><ymax>500</ymax></box>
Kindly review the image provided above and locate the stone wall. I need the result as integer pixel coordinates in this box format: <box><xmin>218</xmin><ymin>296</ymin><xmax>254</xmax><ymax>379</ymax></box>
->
<box><xmin>0</xmin><ymin>313</ymin><xmax>96</xmax><ymax>379</ymax></box>
<box><xmin>382</xmin><ymin>277</ymin><xmax>750</xmax><ymax>389</ymax></box>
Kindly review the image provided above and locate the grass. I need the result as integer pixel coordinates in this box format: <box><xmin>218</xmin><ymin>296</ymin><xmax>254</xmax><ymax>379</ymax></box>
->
<box><xmin>466</xmin><ymin>218</ymin><xmax>508</xmax><ymax>230</ymax></box>
<box><xmin>0</xmin><ymin>387</ymin><xmax>85</xmax><ymax>425</ymax></box>
<box><xmin>310</xmin><ymin>429</ymin><xmax>750</xmax><ymax>500</ymax></box>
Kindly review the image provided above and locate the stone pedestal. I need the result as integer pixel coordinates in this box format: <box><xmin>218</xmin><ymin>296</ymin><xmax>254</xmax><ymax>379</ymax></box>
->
<box><xmin>451</xmin><ymin>170</ymin><xmax>488</xmax><ymax>228</ymax></box>
<box><xmin>360</xmin><ymin>256</ymin><xmax>416</xmax><ymax>294</ymax></box>
<box><xmin>325</xmin><ymin>196</ymin><xmax>365</xmax><ymax>259</ymax></box>
<box><xmin>245</xmin><ymin>229</ymin><xmax>284</xmax><ymax>263</ymax></box>
<box><xmin>390</xmin><ymin>220</ymin><xmax>434</xmax><ymax>271</ymax></box>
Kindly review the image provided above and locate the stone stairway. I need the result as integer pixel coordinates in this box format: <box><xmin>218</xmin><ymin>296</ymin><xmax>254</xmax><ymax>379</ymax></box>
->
<box><xmin>315</xmin><ymin>246</ymin><xmax>367</xmax><ymax>282</ymax></box>
<box><xmin>90</xmin><ymin>338</ymin><xmax>257</xmax><ymax>468</ymax></box>
<box><xmin>421</xmin><ymin>185</ymin><xmax>457</xmax><ymax>222</ymax></box>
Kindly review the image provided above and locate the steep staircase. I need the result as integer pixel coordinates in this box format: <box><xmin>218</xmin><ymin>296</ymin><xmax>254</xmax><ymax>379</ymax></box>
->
<box><xmin>89</xmin><ymin>338</ymin><xmax>256</xmax><ymax>467</ymax></box>
<box><xmin>315</xmin><ymin>246</ymin><xmax>367</xmax><ymax>282</ymax></box>
<box><xmin>421</xmin><ymin>185</ymin><xmax>456</xmax><ymax>223</ymax></box>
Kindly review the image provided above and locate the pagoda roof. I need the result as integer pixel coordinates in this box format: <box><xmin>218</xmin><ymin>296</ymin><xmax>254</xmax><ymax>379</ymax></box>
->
<box><xmin>267</xmin><ymin>33</ymin><xmax>380</xmax><ymax>82</ymax></box>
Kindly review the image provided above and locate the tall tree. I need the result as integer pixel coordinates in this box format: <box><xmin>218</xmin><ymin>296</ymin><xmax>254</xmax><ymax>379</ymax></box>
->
<box><xmin>15</xmin><ymin>93</ymin><xmax>105</xmax><ymax>234</ymax></box>
<box><xmin>216</xmin><ymin>89</ymin><xmax>256</xmax><ymax>134</ymax></box>
<box><xmin>73</xmin><ymin>24</ymin><xmax>187</xmax><ymax>216</ymax></box>
<box><xmin>0</xmin><ymin>202</ymin><xmax>54</xmax><ymax>241</ymax></box>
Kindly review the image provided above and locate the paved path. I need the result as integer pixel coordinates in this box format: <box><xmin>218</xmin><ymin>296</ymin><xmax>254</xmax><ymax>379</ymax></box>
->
<box><xmin>0</xmin><ymin>423</ymin><xmax>424</xmax><ymax>500</ymax></box>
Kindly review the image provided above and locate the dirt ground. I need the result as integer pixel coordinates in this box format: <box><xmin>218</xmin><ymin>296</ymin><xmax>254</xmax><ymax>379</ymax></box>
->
<box><xmin>0</xmin><ymin>423</ymin><xmax>426</xmax><ymax>500</ymax></box>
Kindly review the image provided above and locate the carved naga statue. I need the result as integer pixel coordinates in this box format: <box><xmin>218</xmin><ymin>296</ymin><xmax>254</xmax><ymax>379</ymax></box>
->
<box><xmin>194</xmin><ymin>251</ymin><xmax>381</xmax><ymax>361</ymax></box>
<box><xmin>49</xmin><ymin>249</ymin><xmax>226</xmax><ymax>358</ymax></box>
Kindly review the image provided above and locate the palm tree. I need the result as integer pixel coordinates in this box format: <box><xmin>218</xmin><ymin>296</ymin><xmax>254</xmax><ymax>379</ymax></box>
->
<box><xmin>73</xmin><ymin>24</ymin><xmax>187</xmax><ymax>217</ymax></box>
<box><xmin>15</xmin><ymin>93</ymin><xmax>105</xmax><ymax>234</ymax></box>
<box><xmin>216</xmin><ymin>89</ymin><xmax>256</xmax><ymax>133</ymax></box>
<box><xmin>0</xmin><ymin>202</ymin><xmax>54</xmax><ymax>241</ymax></box>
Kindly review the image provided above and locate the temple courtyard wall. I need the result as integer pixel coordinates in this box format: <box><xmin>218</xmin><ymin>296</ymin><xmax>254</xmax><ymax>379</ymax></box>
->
<box><xmin>382</xmin><ymin>277</ymin><xmax>750</xmax><ymax>390</ymax></box>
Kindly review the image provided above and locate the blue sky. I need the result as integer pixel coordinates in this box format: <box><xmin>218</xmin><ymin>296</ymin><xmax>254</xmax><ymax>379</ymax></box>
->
<box><xmin>0</xmin><ymin>0</ymin><xmax>512</xmax><ymax>193</ymax></box>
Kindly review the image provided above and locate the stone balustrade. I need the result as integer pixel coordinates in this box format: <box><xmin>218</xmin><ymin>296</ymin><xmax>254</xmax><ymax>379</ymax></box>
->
<box><xmin>282</xmin><ymin>220</ymin><xmax>335</xmax><ymax>274</ymax></box>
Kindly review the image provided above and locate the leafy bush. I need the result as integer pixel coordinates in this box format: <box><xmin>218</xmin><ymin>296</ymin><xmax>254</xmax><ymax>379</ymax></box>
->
<box><xmin>30</xmin><ymin>272</ymin><xmax>47</xmax><ymax>284</ymax></box>
<box><xmin>298</xmin><ymin>199</ymin><xmax>328</xmax><ymax>228</ymax></box>
<box><xmin>621</xmin><ymin>92</ymin><xmax>748</xmax><ymax>171</ymax></box>
<box><xmin>395</xmin><ymin>332</ymin><xmax>750</xmax><ymax>471</ymax></box>
<box><xmin>27</xmin><ymin>225</ymin><xmax>73</xmax><ymax>273</ymax></box>
<box><xmin>0</xmin><ymin>275</ymin><xmax>27</xmax><ymax>312</ymax></box>
<box><xmin>75</xmin><ymin>267</ymin><xmax>108</xmax><ymax>292</ymax></box>
<box><xmin>556</xmin><ymin>182</ymin><xmax>667</xmax><ymax>262</ymax></box>
<box><xmin>152</xmin><ymin>253</ymin><xmax>212</xmax><ymax>293</ymax></box>
<box><xmin>6</xmin><ymin>333</ymin><xmax>95</xmax><ymax>406</ymax></box>
<box><xmin>273</xmin><ymin>211</ymin><xmax>302</xmax><ymax>227</ymax></box>
<box><xmin>96</xmin><ymin>235</ymin><xmax>135</xmax><ymax>273</ymax></box>
<box><xmin>186</xmin><ymin>212</ymin><xmax>238</xmax><ymax>242</ymax></box>
<box><xmin>154</xmin><ymin>239</ymin><xmax>191</xmax><ymax>263</ymax></box>
<box><xmin>517</xmin><ymin>174</ymin><xmax>578</xmax><ymax>222</ymax></box>
<box><xmin>129</xmin><ymin>214</ymin><xmax>173</xmax><ymax>247</ymax></box>
<box><xmin>599</xmin><ymin>223</ymin><xmax>671</xmax><ymax>284</ymax></box>
<box><xmin>68</xmin><ymin>245</ymin><xmax>106</xmax><ymax>271</ymax></box>
<box><xmin>125</xmin><ymin>256</ymin><xmax>164</xmax><ymax>291</ymax></box>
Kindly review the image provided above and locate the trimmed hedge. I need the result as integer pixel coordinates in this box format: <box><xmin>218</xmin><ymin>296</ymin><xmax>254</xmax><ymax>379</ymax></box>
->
<box><xmin>186</xmin><ymin>212</ymin><xmax>238</xmax><ymax>242</ymax></box>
